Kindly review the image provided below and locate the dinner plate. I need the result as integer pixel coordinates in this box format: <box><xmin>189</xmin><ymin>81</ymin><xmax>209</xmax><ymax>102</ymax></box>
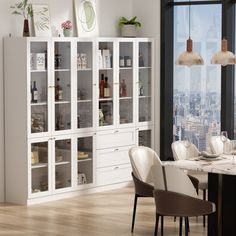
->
<box><xmin>199</xmin><ymin>156</ymin><xmax>220</xmax><ymax>161</ymax></box>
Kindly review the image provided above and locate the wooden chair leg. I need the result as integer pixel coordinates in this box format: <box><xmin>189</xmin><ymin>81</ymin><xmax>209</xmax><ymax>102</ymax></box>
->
<box><xmin>179</xmin><ymin>217</ymin><xmax>183</xmax><ymax>236</ymax></box>
<box><xmin>154</xmin><ymin>214</ymin><xmax>159</xmax><ymax>236</ymax></box>
<box><xmin>186</xmin><ymin>217</ymin><xmax>190</xmax><ymax>232</ymax></box>
<box><xmin>185</xmin><ymin>217</ymin><xmax>189</xmax><ymax>236</ymax></box>
<box><xmin>131</xmin><ymin>194</ymin><xmax>138</xmax><ymax>232</ymax></box>
<box><xmin>203</xmin><ymin>189</ymin><xmax>206</xmax><ymax>227</ymax></box>
<box><xmin>161</xmin><ymin>215</ymin><xmax>164</xmax><ymax>236</ymax></box>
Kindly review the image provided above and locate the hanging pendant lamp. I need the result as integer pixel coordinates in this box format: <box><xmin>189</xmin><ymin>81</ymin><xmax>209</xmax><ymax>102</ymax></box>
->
<box><xmin>211</xmin><ymin>38</ymin><xmax>236</xmax><ymax>66</ymax></box>
<box><xmin>175</xmin><ymin>3</ymin><xmax>204</xmax><ymax>67</ymax></box>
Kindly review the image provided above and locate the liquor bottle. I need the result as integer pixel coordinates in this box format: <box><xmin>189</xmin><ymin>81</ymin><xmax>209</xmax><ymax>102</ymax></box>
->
<box><xmin>32</xmin><ymin>81</ymin><xmax>38</xmax><ymax>103</ymax></box>
<box><xmin>30</xmin><ymin>81</ymin><xmax>33</xmax><ymax>102</ymax></box>
<box><xmin>55</xmin><ymin>78</ymin><xmax>63</xmax><ymax>101</ymax></box>
<box><xmin>120</xmin><ymin>79</ymin><xmax>127</xmax><ymax>97</ymax></box>
<box><xmin>104</xmin><ymin>77</ymin><xmax>110</xmax><ymax>98</ymax></box>
<box><xmin>99</xmin><ymin>74</ymin><xmax>105</xmax><ymax>98</ymax></box>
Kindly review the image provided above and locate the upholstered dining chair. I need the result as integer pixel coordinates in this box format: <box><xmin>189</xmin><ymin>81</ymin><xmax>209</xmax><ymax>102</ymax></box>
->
<box><xmin>171</xmin><ymin>140</ymin><xmax>208</xmax><ymax>227</ymax></box>
<box><xmin>151</xmin><ymin>165</ymin><xmax>216</xmax><ymax>236</ymax></box>
<box><xmin>129</xmin><ymin>146</ymin><xmax>163</xmax><ymax>234</ymax></box>
<box><xmin>209</xmin><ymin>136</ymin><xmax>231</xmax><ymax>155</ymax></box>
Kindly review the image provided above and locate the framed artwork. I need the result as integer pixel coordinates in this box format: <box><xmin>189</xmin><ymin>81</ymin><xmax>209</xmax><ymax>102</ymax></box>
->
<box><xmin>74</xmin><ymin>0</ymin><xmax>99</xmax><ymax>37</ymax></box>
<box><xmin>32</xmin><ymin>4</ymin><xmax>52</xmax><ymax>37</ymax></box>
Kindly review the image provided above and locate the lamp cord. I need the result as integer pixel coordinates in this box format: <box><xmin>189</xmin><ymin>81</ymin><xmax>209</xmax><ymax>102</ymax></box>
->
<box><xmin>189</xmin><ymin>2</ymin><xmax>191</xmax><ymax>38</ymax></box>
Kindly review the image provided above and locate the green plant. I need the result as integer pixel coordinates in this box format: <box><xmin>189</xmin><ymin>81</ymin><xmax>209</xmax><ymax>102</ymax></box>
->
<box><xmin>118</xmin><ymin>16</ymin><xmax>141</xmax><ymax>27</ymax></box>
<box><xmin>10</xmin><ymin>0</ymin><xmax>33</xmax><ymax>19</ymax></box>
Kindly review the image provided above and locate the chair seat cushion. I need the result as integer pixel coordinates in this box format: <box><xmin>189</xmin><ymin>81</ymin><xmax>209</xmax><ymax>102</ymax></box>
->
<box><xmin>189</xmin><ymin>171</ymin><xmax>208</xmax><ymax>190</ymax></box>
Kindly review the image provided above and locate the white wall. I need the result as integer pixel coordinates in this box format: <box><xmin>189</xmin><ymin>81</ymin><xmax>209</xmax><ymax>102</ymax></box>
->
<box><xmin>0</xmin><ymin>0</ymin><xmax>160</xmax><ymax>202</ymax></box>
<box><xmin>133</xmin><ymin>0</ymin><xmax>161</xmax><ymax>155</ymax></box>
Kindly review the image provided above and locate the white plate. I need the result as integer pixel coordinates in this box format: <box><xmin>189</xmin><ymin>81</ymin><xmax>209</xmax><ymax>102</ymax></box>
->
<box><xmin>199</xmin><ymin>156</ymin><xmax>220</xmax><ymax>161</ymax></box>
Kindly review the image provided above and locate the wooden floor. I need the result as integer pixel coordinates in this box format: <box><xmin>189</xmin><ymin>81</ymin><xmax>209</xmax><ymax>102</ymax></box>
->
<box><xmin>0</xmin><ymin>186</ymin><xmax>207</xmax><ymax>235</ymax></box>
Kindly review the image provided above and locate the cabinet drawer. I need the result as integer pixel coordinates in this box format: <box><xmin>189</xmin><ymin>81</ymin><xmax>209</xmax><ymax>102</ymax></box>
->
<box><xmin>96</xmin><ymin>164</ymin><xmax>132</xmax><ymax>186</ymax></box>
<box><xmin>96</xmin><ymin>145</ymin><xmax>133</xmax><ymax>168</ymax></box>
<box><xmin>96</xmin><ymin>128</ymin><xmax>135</xmax><ymax>149</ymax></box>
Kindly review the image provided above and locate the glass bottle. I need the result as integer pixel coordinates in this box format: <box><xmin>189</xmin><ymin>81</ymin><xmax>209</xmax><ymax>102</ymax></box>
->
<box><xmin>55</xmin><ymin>78</ymin><xmax>63</xmax><ymax>101</ymax></box>
<box><xmin>99</xmin><ymin>74</ymin><xmax>105</xmax><ymax>98</ymax></box>
<box><xmin>32</xmin><ymin>81</ymin><xmax>38</xmax><ymax>103</ymax></box>
<box><xmin>104</xmin><ymin>77</ymin><xmax>110</xmax><ymax>98</ymax></box>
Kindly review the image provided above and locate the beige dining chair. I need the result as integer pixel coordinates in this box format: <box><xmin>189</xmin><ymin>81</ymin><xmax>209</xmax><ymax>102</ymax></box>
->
<box><xmin>209</xmin><ymin>136</ymin><xmax>231</xmax><ymax>154</ymax></box>
<box><xmin>171</xmin><ymin>140</ymin><xmax>208</xmax><ymax>227</ymax></box>
<box><xmin>129</xmin><ymin>146</ymin><xmax>163</xmax><ymax>234</ymax></box>
<box><xmin>151</xmin><ymin>165</ymin><xmax>216</xmax><ymax>236</ymax></box>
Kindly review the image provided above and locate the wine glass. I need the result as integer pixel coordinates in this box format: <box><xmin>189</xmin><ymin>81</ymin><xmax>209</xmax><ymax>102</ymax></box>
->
<box><xmin>220</xmin><ymin>131</ymin><xmax>228</xmax><ymax>154</ymax></box>
<box><xmin>183</xmin><ymin>137</ymin><xmax>191</xmax><ymax>159</ymax></box>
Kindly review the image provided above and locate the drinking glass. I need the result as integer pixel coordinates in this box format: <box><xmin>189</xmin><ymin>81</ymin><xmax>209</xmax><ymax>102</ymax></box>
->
<box><xmin>183</xmin><ymin>137</ymin><xmax>191</xmax><ymax>159</ymax></box>
<box><xmin>220</xmin><ymin>131</ymin><xmax>228</xmax><ymax>154</ymax></box>
<box><xmin>231</xmin><ymin>140</ymin><xmax>236</xmax><ymax>164</ymax></box>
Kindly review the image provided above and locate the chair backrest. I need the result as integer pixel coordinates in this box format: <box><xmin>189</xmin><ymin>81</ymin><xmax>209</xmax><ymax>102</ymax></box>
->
<box><xmin>209</xmin><ymin>136</ymin><xmax>231</xmax><ymax>154</ymax></box>
<box><xmin>171</xmin><ymin>140</ymin><xmax>199</xmax><ymax>160</ymax></box>
<box><xmin>129</xmin><ymin>146</ymin><xmax>162</xmax><ymax>183</ymax></box>
<box><xmin>151</xmin><ymin>165</ymin><xmax>198</xmax><ymax>199</ymax></box>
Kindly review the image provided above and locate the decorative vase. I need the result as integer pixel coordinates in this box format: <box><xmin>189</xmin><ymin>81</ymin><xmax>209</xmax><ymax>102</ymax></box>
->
<box><xmin>23</xmin><ymin>19</ymin><xmax>30</xmax><ymax>37</ymax></box>
<box><xmin>121</xmin><ymin>25</ymin><xmax>137</xmax><ymax>37</ymax></box>
<box><xmin>63</xmin><ymin>28</ymin><xmax>73</xmax><ymax>37</ymax></box>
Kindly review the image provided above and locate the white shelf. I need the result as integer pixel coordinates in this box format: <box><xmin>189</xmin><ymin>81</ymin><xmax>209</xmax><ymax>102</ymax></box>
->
<box><xmin>77</xmin><ymin>99</ymin><xmax>92</xmax><ymax>103</ymax></box>
<box><xmin>55</xmin><ymin>100</ymin><xmax>71</xmax><ymax>104</ymax></box>
<box><xmin>55</xmin><ymin>69</ymin><xmax>70</xmax><ymax>72</ymax></box>
<box><xmin>77</xmin><ymin>68</ymin><xmax>92</xmax><ymax>71</ymax></box>
<box><xmin>139</xmin><ymin>67</ymin><xmax>151</xmax><ymax>69</ymax></box>
<box><xmin>119</xmin><ymin>67</ymin><xmax>132</xmax><ymax>70</ymax></box>
<box><xmin>55</xmin><ymin>161</ymin><xmax>70</xmax><ymax>166</ymax></box>
<box><xmin>119</xmin><ymin>96</ymin><xmax>132</xmax><ymax>100</ymax></box>
<box><xmin>31</xmin><ymin>163</ymin><xmax>48</xmax><ymax>169</ymax></box>
<box><xmin>99</xmin><ymin>68</ymin><xmax>113</xmax><ymax>71</ymax></box>
<box><xmin>31</xmin><ymin>70</ymin><xmax>47</xmax><ymax>73</ymax></box>
<box><xmin>139</xmin><ymin>95</ymin><xmax>151</xmax><ymax>99</ymax></box>
<box><xmin>31</xmin><ymin>102</ymin><xmax>47</xmax><ymax>106</ymax></box>
<box><xmin>77</xmin><ymin>158</ymin><xmax>92</xmax><ymax>163</ymax></box>
<box><xmin>99</xmin><ymin>98</ymin><xmax>113</xmax><ymax>101</ymax></box>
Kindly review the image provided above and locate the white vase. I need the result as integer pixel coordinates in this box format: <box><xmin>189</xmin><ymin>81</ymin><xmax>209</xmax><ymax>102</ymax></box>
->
<box><xmin>121</xmin><ymin>25</ymin><xmax>137</xmax><ymax>37</ymax></box>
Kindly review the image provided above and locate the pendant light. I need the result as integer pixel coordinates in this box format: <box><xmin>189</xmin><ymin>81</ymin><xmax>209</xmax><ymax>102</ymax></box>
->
<box><xmin>175</xmin><ymin>3</ymin><xmax>204</xmax><ymax>67</ymax></box>
<box><xmin>211</xmin><ymin>38</ymin><xmax>236</xmax><ymax>66</ymax></box>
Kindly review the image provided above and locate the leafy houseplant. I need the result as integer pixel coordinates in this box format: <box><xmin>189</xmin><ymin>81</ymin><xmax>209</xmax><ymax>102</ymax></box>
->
<box><xmin>118</xmin><ymin>16</ymin><xmax>141</xmax><ymax>37</ymax></box>
<box><xmin>11</xmin><ymin>0</ymin><xmax>33</xmax><ymax>37</ymax></box>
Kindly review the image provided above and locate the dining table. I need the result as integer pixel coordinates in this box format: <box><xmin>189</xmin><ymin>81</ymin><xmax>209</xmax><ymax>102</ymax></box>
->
<box><xmin>164</xmin><ymin>154</ymin><xmax>236</xmax><ymax>236</ymax></box>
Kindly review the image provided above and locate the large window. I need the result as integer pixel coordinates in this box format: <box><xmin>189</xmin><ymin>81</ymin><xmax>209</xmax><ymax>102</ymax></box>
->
<box><xmin>161</xmin><ymin>0</ymin><xmax>235</xmax><ymax>160</ymax></box>
<box><xmin>173</xmin><ymin>5</ymin><xmax>222</xmax><ymax>151</ymax></box>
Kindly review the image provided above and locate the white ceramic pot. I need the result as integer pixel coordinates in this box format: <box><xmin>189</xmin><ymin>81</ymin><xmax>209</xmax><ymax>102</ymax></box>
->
<box><xmin>121</xmin><ymin>25</ymin><xmax>137</xmax><ymax>37</ymax></box>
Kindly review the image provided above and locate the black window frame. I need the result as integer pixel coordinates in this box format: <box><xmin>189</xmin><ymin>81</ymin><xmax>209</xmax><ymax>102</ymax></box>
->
<box><xmin>160</xmin><ymin>0</ymin><xmax>235</xmax><ymax>160</ymax></box>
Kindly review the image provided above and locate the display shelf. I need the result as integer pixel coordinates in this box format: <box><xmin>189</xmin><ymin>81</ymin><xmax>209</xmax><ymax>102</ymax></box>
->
<box><xmin>31</xmin><ymin>163</ymin><xmax>48</xmax><ymax>169</ymax></box>
<box><xmin>77</xmin><ymin>158</ymin><xmax>92</xmax><ymax>163</ymax></box>
<box><xmin>31</xmin><ymin>70</ymin><xmax>47</xmax><ymax>73</ymax></box>
<box><xmin>119</xmin><ymin>97</ymin><xmax>132</xmax><ymax>100</ymax></box>
<box><xmin>99</xmin><ymin>68</ymin><xmax>113</xmax><ymax>71</ymax></box>
<box><xmin>31</xmin><ymin>102</ymin><xmax>47</xmax><ymax>106</ymax></box>
<box><xmin>55</xmin><ymin>161</ymin><xmax>70</xmax><ymax>166</ymax></box>
<box><xmin>139</xmin><ymin>67</ymin><xmax>151</xmax><ymax>69</ymax></box>
<box><xmin>77</xmin><ymin>99</ymin><xmax>92</xmax><ymax>103</ymax></box>
<box><xmin>139</xmin><ymin>95</ymin><xmax>151</xmax><ymax>99</ymax></box>
<box><xmin>55</xmin><ymin>100</ymin><xmax>71</xmax><ymax>104</ymax></box>
<box><xmin>99</xmin><ymin>98</ymin><xmax>113</xmax><ymax>101</ymax></box>
<box><xmin>77</xmin><ymin>68</ymin><xmax>92</xmax><ymax>71</ymax></box>
<box><xmin>119</xmin><ymin>67</ymin><xmax>133</xmax><ymax>70</ymax></box>
<box><xmin>54</xmin><ymin>69</ymin><xmax>70</xmax><ymax>72</ymax></box>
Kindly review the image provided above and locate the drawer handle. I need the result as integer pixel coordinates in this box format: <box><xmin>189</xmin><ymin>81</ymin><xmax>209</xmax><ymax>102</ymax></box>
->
<box><xmin>114</xmin><ymin>149</ymin><xmax>119</xmax><ymax>152</ymax></box>
<box><xmin>114</xmin><ymin>166</ymin><xmax>119</xmax><ymax>170</ymax></box>
<box><xmin>114</xmin><ymin>130</ymin><xmax>119</xmax><ymax>133</ymax></box>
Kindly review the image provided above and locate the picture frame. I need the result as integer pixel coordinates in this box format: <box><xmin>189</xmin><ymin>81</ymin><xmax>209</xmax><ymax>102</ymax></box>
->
<box><xmin>74</xmin><ymin>0</ymin><xmax>99</xmax><ymax>37</ymax></box>
<box><xmin>32</xmin><ymin>4</ymin><xmax>52</xmax><ymax>37</ymax></box>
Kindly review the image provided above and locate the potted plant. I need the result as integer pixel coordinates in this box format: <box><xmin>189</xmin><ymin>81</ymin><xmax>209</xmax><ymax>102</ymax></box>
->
<box><xmin>118</xmin><ymin>16</ymin><xmax>141</xmax><ymax>37</ymax></box>
<box><xmin>61</xmin><ymin>20</ymin><xmax>73</xmax><ymax>37</ymax></box>
<box><xmin>10</xmin><ymin>0</ymin><xmax>33</xmax><ymax>37</ymax></box>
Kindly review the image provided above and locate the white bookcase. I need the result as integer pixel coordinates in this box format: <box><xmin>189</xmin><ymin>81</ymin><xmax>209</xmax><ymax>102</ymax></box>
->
<box><xmin>4</xmin><ymin>37</ymin><xmax>154</xmax><ymax>204</ymax></box>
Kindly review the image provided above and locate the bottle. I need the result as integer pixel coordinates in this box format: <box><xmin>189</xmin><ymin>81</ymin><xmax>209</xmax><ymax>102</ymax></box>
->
<box><xmin>30</xmin><ymin>81</ymin><xmax>33</xmax><ymax>102</ymax></box>
<box><xmin>55</xmin><ymin>78</ymin><xmax>63</xmax><ymax>101</ymax></box>
<box><xmin>104</xmin><ymin>77</ymin><xmax>110</xmax><ymax>98</ymax></box>
<box><xmin>120</xmin><ymin>79</ymin><xmax>127</xmax><ymax>97</ymax></box>
<box><xmin>32</xmin><ymin>81</ymin><xmax>38</xmax><ymax>103</ymax></box>
<box><xmin>99</xmin><ymin>74</ymin><xmax>105</xmax><ymax>98</ymax></box>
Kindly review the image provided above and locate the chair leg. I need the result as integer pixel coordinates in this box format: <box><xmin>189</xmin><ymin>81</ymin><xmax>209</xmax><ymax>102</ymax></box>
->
<box><xmin>154</xmin><ymin>214</ymin><xmax>159</xmax><ymax>236</ymax></box>
<box><xmin>161</xmin><ymin>215</ymin><xmax>164</xmax><ymax>236</ymax></box>
<box><xmin>203</xmin><ymin>189</ymin><xmax>206</xmax><ymax>227</ymax></box>
<box><xmin>131</xmin><ymin>194</ymin><xmax>138</xmax><ymax>232</ymax></box>
<box><xmin>186</xmin><ymin>217</ymin><xmax>190</xmax><ymax>232</ymax></box>
<box><xmin>184</xmin><ymin>217</ymin><xmax>189</xmax><ymax>236</ymax></box>
<box><xmin>179</xmin><ymin>217</ymin><xmax>183</xmax><ymax>236</ymax></box>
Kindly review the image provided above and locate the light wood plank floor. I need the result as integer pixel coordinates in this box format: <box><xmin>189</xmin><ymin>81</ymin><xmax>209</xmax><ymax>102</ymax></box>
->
<box><xmin>0</xmin><ymin>187</ymin><xmax>207</xmax><ymax>235</ymax></box>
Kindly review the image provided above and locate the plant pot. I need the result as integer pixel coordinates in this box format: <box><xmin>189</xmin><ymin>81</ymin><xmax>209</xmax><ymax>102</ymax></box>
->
<box><xmin>63</xmin><ymin>29</ymin><xmax>73</xmax><ymax>37</ymax></box>
<box><xmin>121</xmin><ymin>25</ymin><xmax>137</xmax><ymax>37</ymax></box>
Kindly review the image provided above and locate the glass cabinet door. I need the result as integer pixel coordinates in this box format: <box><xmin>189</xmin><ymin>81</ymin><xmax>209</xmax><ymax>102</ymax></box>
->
<box><xmin>138</xmin><ymin>42</ymin><xmax>152</xmax><ymax>123</ymax></box>
<box><xmin>98</xmin><ymin>42</ymin><xmax>114</xmax><ymax>127</ymax></box>
<box><xmin>119</xmin><ymin>42</ymin><xmax>134</xmax><ymax>125</ymax></box>
<box><xmin>54</xmin><ymin>139</ymin><xmax>72</xmax><ymax>190</ymax></box>
<box><xmin>30</xmin><ymin>42</ymin><xmax>48</xmax><ymax>134</ymax></box>
<box><xmin>31</xmin><ymin>141</ymin><xmax>49</xmax><ymax>194</ymax></box>
<box><xmin>77</xmin><ymin>136</ymin><xmax>93</xmax><ymax>186</ymax></box>
<box><xmin>54</xmin><ymin>41</ymin><xmax>71</xmax><ymax>131</ymax></box>
<box><xmin>138</xmin><ymin>129</ymin><xmax>152</xmax><ymax>148</ymax></box>
<box><xmin>77</xmin><ymin>41</ymin><xmax>93</xmax><ymax>129</ymax></box>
